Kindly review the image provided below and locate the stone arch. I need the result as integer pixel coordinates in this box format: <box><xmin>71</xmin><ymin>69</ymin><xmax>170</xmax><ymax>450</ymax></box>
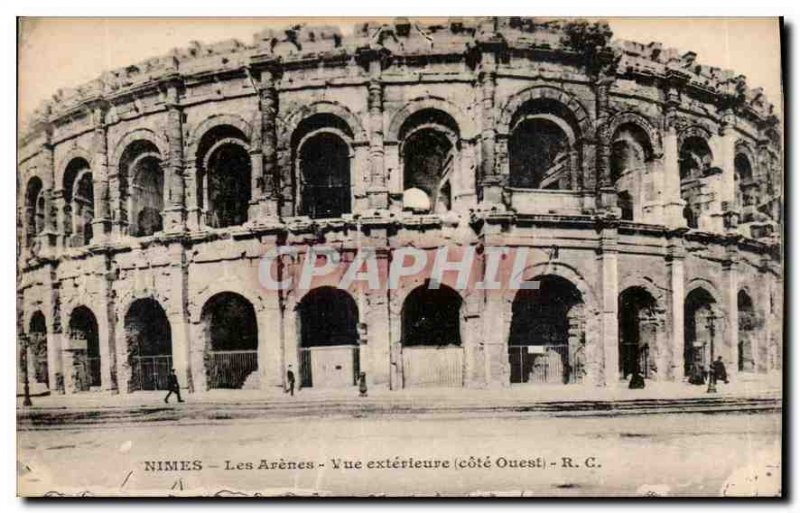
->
<box><xmin>123</xmin><ymin>296</ymin><xmax>173</xmax><ymax>391</ymax></box>
<box><xmin>110</xmin><ymin>128</ymin><xmax>168</xmax><ymax>169</ymax></box>
<box><xmin>189</xmin><ymin>284</ymin><xmax>264</xmax><ymax>324</ymax></box>
<box><xmin>186</xmin><ymin>113</ymin><xmax>254</xmax><ymax>159</ymax></box>
<box><xmin>685</xmin><ymin>277</ymin><xmax>724</xmax><ymax>308</ymax></box>
<box><xmin>619</xmin><ymin>275</ymin><xmax>667</xmax><ymax>313</ymax></box>
<box><xmin>56</xmin><ymin>148</ymin><xmax>93</xmax><ymax>193</ymax></box>
<box><xmin>116</xmin><ymin>288</ymin><xmax>174</xmax><ymax>329</ymax></box>
<box><xmin>604</xmin><ymin>111</ymin><xmax>663</xmax><ymax>157</ymax></box>
<box><xmin>386</xmin><ymin>96</ymin><xmax>477</xmax><ymax>143</ymax></box>
<box><xmin>497</xmin><ymin>85</ymin><xmax>593</xmax><ymax>139</ymax></box>
<box><xmin>502</xmin><ymin>261</ymin><xmax>599</xmax><ymax>315</ymax></box>
<box><xmin>281</xmin><ymin>101</ymin><xmax>368</xmax><ymax>145</ymax></box>
<box><xmin>677</xmin><ymin>125</ymin><xmax>713</xmax><ymax>150</ymax></box>
<box><xmin>618</xmin><ymin>285</ymin><xmax>664</xmax><ymax>381</ymax></box>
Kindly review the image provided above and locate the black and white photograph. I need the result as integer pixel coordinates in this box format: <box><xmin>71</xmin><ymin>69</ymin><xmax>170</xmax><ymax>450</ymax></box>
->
<box><xmin>14</xmin><ymin>14</ymin><xmax>784</xmax><ymax>498</ymax></box>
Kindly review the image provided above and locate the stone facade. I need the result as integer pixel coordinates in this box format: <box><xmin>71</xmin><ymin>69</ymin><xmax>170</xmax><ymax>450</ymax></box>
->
<box><xmin>17</xmin><ymin>18</ymin><xmax>782</xmax><ymax>396</ymax></box>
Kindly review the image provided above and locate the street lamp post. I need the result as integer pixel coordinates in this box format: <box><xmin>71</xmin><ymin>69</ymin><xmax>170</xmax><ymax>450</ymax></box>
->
<box><xmin>706</xmin><ymin>312</ymin><xmax>717</xmax><ymax>394</ymax></box>
<box><xmin>20</xmin><ymin>334</ymin><xmax>32</xmax><ymax>407</ymax></box>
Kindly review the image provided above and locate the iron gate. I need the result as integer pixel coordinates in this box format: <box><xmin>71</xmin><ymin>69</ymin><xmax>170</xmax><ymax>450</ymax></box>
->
<box><xmin>205</xmin><ymin>350</ymin><xmax>258</xmax><ymax>389</ymax></box>
<box><xmin>299</xmin><ymin>346</ymin><xmax>360</xmax><ymax>388</ymax></box>
<box><xmin>131</xmin><ymin>355</ymin><xmax>173</xmax><ymax>391</ymax></box>
<box><xmin>509</xmin><ymin>345</ymin><xmax>583</xmax><ymax>384</ymax></box>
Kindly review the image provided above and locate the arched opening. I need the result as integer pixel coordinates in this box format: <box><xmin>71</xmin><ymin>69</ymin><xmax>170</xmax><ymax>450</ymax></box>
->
<box><xmin>610</xmin><ymin>124</ymin><xmax>653</xmax><ymax>221</ymax></box>
<box><xmin>401</xmin><ymin>284</ymin><xmax>464</xmax><ymax>387</ymax></box>
<box><xmin>24</xmin><ymin>177</ymin><xmax>45</xmax><ymax>249</ymax></box>
<box><xmin>125</xmin><ymin>298</ymin><xmax>172</xmax><ymax>391</ymax></box>
<box><xmin>679</xmin><ymin>136</ymin><xmax>714</xmax><ymax>229</ymax></box>
<box><xmin>297</xmin><ymin>287</ymin><xmax>360</xmax><ymax>388</ymax></box>
<box><xmin>618</xmin><ymin>287</ymin><xmax>659</xmax><ymax>380</ymax></box>
<box><xmin>196</xmin><ymin>126</ymin><xmax>251</xmax><ymax>229</ymax></box>
<box><xmin>67</xmin><ymin>306</ymin><xmax>100</xmax><ymax>391</ymax></box>
<box><xmin>399</xmin><ymin>109</ymin><xmax>459</xmax><ymax>214</ymax></box>
<box><xmin>508</xmin><ymin>99</ymin><xmax>580</xmax><ymax>191</ymax></box>
<box><xmin>29</xmin><ymin>311</ymin><xmax>48</xmax><ymax>386</ymax></box>
<box><xmin>508</xmin><ymin>275</ymin><xmax>585</xmax><ymax>384</ymax></box>
<box><xmin>63</xmin><ymin>158</ymin><xmax>94</xmax><ymax>247</ymax></box>
<box><xmin>738</xmin><ymin>290</ymin><xmax>756</xmax><ymax>372</ymax></box>
<box><xmin>735</xmin><ymin>153</ymin><xmax>757</xmax><ymax>219</ymax></box>
<box><xmin>298</xmin><ymin>132</ymin><xmax>351</xmax><ymax>219</ymax></box>
<box><xmin>684</xmin><ymin>288</ymin><xmax>719</xmax><ymax>379</ymax></box>
<box><xmin>202</xmin><ymin>292</ymin><xmax>258</xmax><ymax>389</ymax></box>
<box><xmin>119</xmin><ymin>141</ymin><xmax>164</xmax><ymax>237</ymax></box>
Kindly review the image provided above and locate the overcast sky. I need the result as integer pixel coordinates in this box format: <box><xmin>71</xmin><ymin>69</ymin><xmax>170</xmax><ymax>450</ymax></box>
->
<box><xmin>18</xmin><ymin>17</ymin><xmax>782</xmax><ymax>124</ymax></box>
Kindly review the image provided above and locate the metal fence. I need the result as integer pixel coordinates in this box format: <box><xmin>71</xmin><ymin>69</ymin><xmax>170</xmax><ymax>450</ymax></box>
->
<box><xmin>509</xmin><ymin>345</ymin><xmax>583</xmax><ymax>384</ymax></box>
<box><xmin>131</xmin><ymin>355</ymin><xmax>173</xmax><ymax>391</ymax></box>
<box><xmin>402</xmin><ymin>346</ymin><xmax>464</xmax><ymax>388</ymax></box>
<box><xmin>205</xmin><ymin>350</ymin><xmax>258</xmax><ymax>389</ymax></box>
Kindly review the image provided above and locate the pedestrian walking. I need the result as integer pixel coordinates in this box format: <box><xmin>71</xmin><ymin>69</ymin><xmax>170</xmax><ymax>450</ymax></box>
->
<box><xmin>286</xmin><ymin>365</ymin><xmax>295</xmax><ymax>396</ymax></box>
<box><xmin>628</xmin><ymin>371</ymin><xmax>645</xmax><ymax>389</ymax></box>
<box><xmin>358</xmin><ymin>371</ymin><xmax>368</xmax><ymax>397</ymax></box>
<box><xmin>164</xmin><ymin>369</ymin><xmax>184</xmax><ymax>403</ymax></box>
<box><xmin>712</xmin><ymin>356</ymin><xmax>729</xmax><ymax>384</ymax></box>
<box><xmin>688</xmin><ymin>360</ymin><xmax>705</xmax><ymax>385</ymax></box>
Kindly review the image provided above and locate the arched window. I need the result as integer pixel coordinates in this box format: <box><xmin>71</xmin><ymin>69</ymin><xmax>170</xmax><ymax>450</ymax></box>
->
<box><xmin>618</xmin><ymin>287</ymin><xmax>658</xmax><ymax>380</ymax></box>
<box><xmin>125</xmin><ymin>298</ymin><xmax>172</xmax><ymax>391</ymax></box>
<box><xmin>738</xmin><ymin>290</ymin><xmax>756</xmax><ymax>372</ymax></box>
<box><xmin>292</xmin><ymin>114</ymin><xmax>354</xmax><ymax>219</ymax></box>
<box><xmin>29</xmin><ymin>311</ymin><xmax>48</xmax><ymax>386</ymax></box>
<box><xmin>119</xmin><ymin>141</ymin><xmax>164</xmax><ymax>237</ymax></box>
<box><xmin>679</xmin><ymin>136</ymin><xmax>714</xmax><ymax>228</ymax></box>
<box><xmin>508</xmin><ymin>275</ymin><xmax>585</xmax><ymax>384</ymax></box>
<box><xmin>202</xmin><ymin>292</ymin><xmax>258</xmax><ymax>389</ymax></box>
<box><xmin>63</xmin><ymin>158</ymin><xmax>94</xmax><ymax>247</ymax></box>
<box><xmin>197</xmin><ymin>126</ymin><xmax>251</xmax><ymax>229</ymax></box>
<box><xmin>399</xmin><ymin>109</ymin><xmax>459</xmax><ymax>214</ymax></box>
<box><xmin>298</xmin><ymin>132</ymin><xmax>351</xmax><ymax>219</ymax></box>
<box><xmin>402</xmin><ymin>285</ymin><xmax>462</xmax><ymax>347</ymax></box>
<box><xmin>68</xmin><ymin>306</ymin><xmax>100</xmax><ymax>390</ymax></box>
<box><xmin>24</xmin><ymin>177</ymin><xmax>44</xmax><ymax>248</ymax></box>
<box><xmin>684</xmin><ymin>288</ymin><xmax>718</xmax><ymax>378</ymax></box>
<box><xmin>735</xmin><ymin>153</ymin><xmax>755</xmax><ymax>211</ymax></box>
<box><xmin>297</xmin><ymin>287</ymin><xmax>360</xmax><ymax>388</ymax></box>
<box><xmin>610</xmin><ymin>123</ymin><xmax>653</xmax><ymax>222</ymax></box>
<box><xmin>508</xmin><ymin>99</ymin><xmax>580</xmax><ymax>191</ymax></box>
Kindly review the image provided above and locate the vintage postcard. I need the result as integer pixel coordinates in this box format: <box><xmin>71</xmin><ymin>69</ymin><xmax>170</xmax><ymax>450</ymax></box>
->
<box><xmin>16</xmin><ymin>17</ymin><xmax>783</xmax><ymax>497</ymax></box>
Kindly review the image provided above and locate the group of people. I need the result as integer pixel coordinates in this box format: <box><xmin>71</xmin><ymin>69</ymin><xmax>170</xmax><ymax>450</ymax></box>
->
<box><xmin>688</xmin><ymin>356</ymin><xmax>729</xmax><ymax>386</ymax></box>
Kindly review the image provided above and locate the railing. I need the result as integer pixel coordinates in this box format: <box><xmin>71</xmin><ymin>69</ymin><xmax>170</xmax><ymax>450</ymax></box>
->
<box><xmin>509</xmin><ymin>345</ymin><xmax>583</xmax><ymax>385</ymax></box>
<box><xmin>205</xmin><ymin>350</ymin><xmax>258</xmax><ymax>389</ymax></box>
<box><xmin>131</xmin><ymin>355</ymin><xmax>173</xmax><ymax>391</ymax></box>
<box><xmin>402</xmin><ymin>346</ymin><xmax>464</xmax><ymax>388</ymax></box>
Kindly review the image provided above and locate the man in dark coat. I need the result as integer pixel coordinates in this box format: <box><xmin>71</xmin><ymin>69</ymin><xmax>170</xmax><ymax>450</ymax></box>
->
<box><xmin>286</xmin><ymin>366</ymin><xmax>295</xmax><ymax>396</ymax></box>
<box><xmin>712</xmin><ymin>356</ymin><xmax>729</xmax><ymax>384</ymax></box>
<box><xmin>164</xmin><ymin>369</ymin><xmax>183</xmax><ymax>403</ymax></box>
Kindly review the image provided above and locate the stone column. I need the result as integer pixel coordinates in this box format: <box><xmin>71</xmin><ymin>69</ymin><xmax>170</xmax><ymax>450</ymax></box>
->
<box><xmin>98</xmin><ymin>256</ymin><xmax>118</xmax><ymax>392</ymax></box>
<box><xmin>184</xmin><ymin>157</ymin><xmax>201</xmax><ymax>231</ymax></box>
<box><xmin>596</xmin><ymin>76</ymin><xmax>616</xmax><ymax>211</ymax></box>
<box><xmin>164</xmin><ymin>83</ymin><xmax>186</xmax><ymax>233</ymax></box>
<box><xmin>722</xmin><ymin>246</ymin><xmax>739</xmax><ymax>380</ymax></box>
<box><xmin>662</xmin><ymin>80</ymin><xmax>687</xmax><ymax>228</ymax></box>
<box><xmin>366</xmin><ymin>56</ymin><xmax>389</xmax><ymax>209</ymax></box>
<box><xmin>478</xmin><ymin>52</ymin><xmax>501</xmax><ymax>205</ymax></box>
<box><xmin>38</xmin><ymin>133</ymin><xmax>59</xmax><ymax>253</ymax></box>
<box><xmin>667</xmin><ymin>236</ymin><xmax>686</xmax><ymax>381</ymax></box>
<box><xmin>253</xmin><ymin>67</ymin><xmax>280</xmax><ymax>220</ymax></box>
<box><xmin>260</xmin><ymin>294</ymin><xmax>284</xmax><ymax>390</ymax></box>
<box><xmin>716</xmin><ymin>110</ymin><xmax>738</xmax><ymax>231</ymax></box>
<box><xmin>599</xmin><ymin>223</ymin><xmax>619</xmax><ymax>386</ymax></box>
<box><xmin>167</xmin><ymin>242</ymin><xmax>193</xmax><ymax>392</ymax></box>
<box><xmin>91</xmin><ymin>105</ymin><xmax>111</xmax><ymax>244</ymax></box>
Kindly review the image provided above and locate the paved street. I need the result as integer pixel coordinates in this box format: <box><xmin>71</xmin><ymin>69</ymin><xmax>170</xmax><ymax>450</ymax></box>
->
<box><xmin>17</xmin><ymin>409</ymin><xmax>781</xmax><ymax>497</ymax></box>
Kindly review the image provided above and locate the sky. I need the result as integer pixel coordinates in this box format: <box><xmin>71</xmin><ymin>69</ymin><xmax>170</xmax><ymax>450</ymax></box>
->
<box><xmin>17</xmin><ymin>17</ymin><xmax>782</xmax><ymax>125</ymax></box>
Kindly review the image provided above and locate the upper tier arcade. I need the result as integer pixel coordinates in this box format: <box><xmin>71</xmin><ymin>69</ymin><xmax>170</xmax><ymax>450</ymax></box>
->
<box><xmin>18</xmin><ymin>17</ymin><xmax>783</xmax><ymax>263</ymax></box>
